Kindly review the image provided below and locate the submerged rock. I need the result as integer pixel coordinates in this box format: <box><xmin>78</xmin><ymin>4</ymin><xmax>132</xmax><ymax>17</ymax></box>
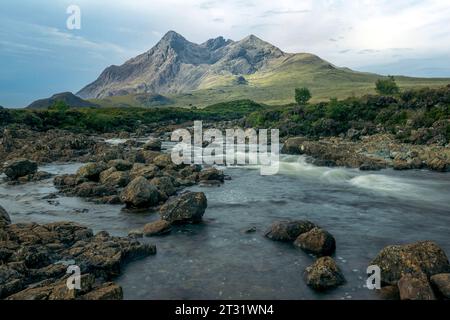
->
<box><xmin>160</xmin><ymin>192</ymin><xmax>207</xmax><ymax>224</ymax></box>
<box><xmin>120</xmin><ymin>177</ymin><xmax>159</xmax><ymax>208</ymax></box>
<box><xmin>294</xmin><ymin>227</ymin><xmax>336</xmax><ymax>256</ymax></box>
<box><xmin>304</xmin><ymin>256</ymin><xmax>345</xmax><ymax>291</ymax></box>
<box><xmin>264</xmin><ymin>220</ymin><xmax>316</xmax><ymax>242</ymax></box>
<box><xmin>3</xmin><ymin>159</ymin><xmax>38</xmax><ymax>180</ymax></box>
<box><xmin>143</xmin><ymin>220</ymin><xmax>172</xmax><ymax>237</ymax></box>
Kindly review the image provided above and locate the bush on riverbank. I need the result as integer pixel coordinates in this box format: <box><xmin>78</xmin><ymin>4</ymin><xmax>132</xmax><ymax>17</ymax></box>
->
<box><xmin>244</xmin><ymin>85</ymin><xmax>450</xmax><ymax>144</ymax></box>
<box><xmin>1</xmin><ymin>100</ymin><xmax>264</xmax><ymax>133</ymax></box>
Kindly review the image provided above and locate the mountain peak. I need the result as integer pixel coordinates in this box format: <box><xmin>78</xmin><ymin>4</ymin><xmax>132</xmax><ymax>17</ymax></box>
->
<box><xmin>161</xmin><ymin>30</ymin><xmax>185</xmax><ymax>41</ymax></box>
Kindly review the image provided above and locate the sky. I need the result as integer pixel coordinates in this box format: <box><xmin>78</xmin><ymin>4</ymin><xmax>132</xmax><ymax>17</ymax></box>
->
<box><xmin>1</xmin><ymin>0</ymin><xmax>450</xmax><ymax>107</ymax></box>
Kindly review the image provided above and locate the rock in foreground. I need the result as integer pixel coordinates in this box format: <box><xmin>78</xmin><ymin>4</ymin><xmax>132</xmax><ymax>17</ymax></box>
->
<box><xmin>304</xmin><ymin>256</ymin><xmax>345</xmax><ymax>291</ymax></box>
<box><xmin>0</xmin><ymin>217</ymin><xmax>156</xmax><ymax>300</ymax></box>
<box><xmin>3</xmin><ymin>159</ymin><xmax>37</xmax><ymax>180</ymax></box>
<box><xmin>264</xmin><ymin>220</ymin><xmax>316</xmax><ymax>242</ymax></box>
<box><xmin>370</xmin><ymin>241</ymin><xmax>450</xmax><ymax>285</ymax></box>
<box><xmin>160</xmin><ymin>192</ymin><xmax>207</xmax><ymax>224</ymax></box>
<box><xmin>294</xmin><ymin>227</ymin><xmax>336</xmax><ymax>256</ymax></box>
<box><xmin>120</xmin><ymin>177</ymin><xmax>159</xmax><ymax>208</ymax></box>
<box><xmin>430</xmin><ymin>273</ymin><xmax>450</xmax><ymax>298</ymax></box>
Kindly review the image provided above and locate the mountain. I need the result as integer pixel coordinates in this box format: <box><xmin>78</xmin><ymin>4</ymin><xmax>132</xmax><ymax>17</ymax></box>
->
<box><xmin>27</xmin><ymin>92</ymin><xmax>98</xmax><ymax>109</ymax></box>
<box><xmin>78</xmin><ymin>31</ymin><xmax>292</xmax><ymax>99</ymax></box>
<box><xmin>78</xmin><ymin>31</ymin><xmax>450</xmax><ymax>106</ymax></box>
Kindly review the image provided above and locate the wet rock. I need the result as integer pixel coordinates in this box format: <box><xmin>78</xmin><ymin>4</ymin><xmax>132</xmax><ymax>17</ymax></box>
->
<box><xmin>150</xmin><ymin>176</ymin><xmax>176</xmax><ymax>198</ymax></box>
<box><xmin>3</xmin><ymin>159</ymin><xmax>37</xmax><ymax>179</ymax></box>
<box><xmin>153</xmin><ymin>154</ymin><xmax>173</xmax><ymax>168</ymax></box>
<box><xmin>378</xmin><ymin>285</ymin><xmax>400</xmax><ymax>300</ymax></box>
<box><xmin>76</xmin><ymin>162</ymin><xmax>107</xmax><ymax>181</ymax></box>
<box><xmin>398</xmin><ymin>273</ymin><xmax>436</xmax><ymax>300</ymax></box>
<box><xmin>198</xmin><ymin>167</ymin><xmax>224</xmax><ymax>182</ymax></box>
<box><xmin>281</xmin><ymin>137</ymin><xmax>307</xmax><ymax>154</ymax></box>
<box><xmin>294</xmin><ymin>227</ymin><xmax>336</xmax><ymax>256</ymax></box>
<box><xmin>160</xmin><ymin>192</ymin><xmax>207</xmax><ymax>224</ymax></box>
<box><xmin>143</xmin><ymin>139</ymin><xmax>162</xmax><ymax>151</ymax></box>
<box><xmin>370</xmin><ymin>241</ymin><xmax>450</xmax><ymax>285</ymax></box>
<box><xmin>143</xmin><ymin>220</ymin><xmax>172</xmax><ymax>237</ymax></box>
<box><xmin>430</xmin><ymin>273</ymin><xmax>450</xmax><ymax>298</ymax></box>
<box><xmin>0</xmin><ymin>205</ymin><xmax>11</xmax><ymax>227</ymax></box>
<box><xmin>13</xmin><ymin>171</ymin><xmax>53</xmax><ymax>184</ymax></box>
<box><xmin>128</xmin><ymin>229</ymin><xmax>144</xmax><ymax>238</ymax></box>
<box><xmin>107</xmin><ymin>159</ymin><xmax>133</xmax><ymax>171</ymax></box>
<box><xmin>100</xmin><ymin>169</ymin><xmax>130</xmax><ymax>187</ymax></box>
<box><xmin>427</xmin><ymin>158</ymin><xmax>448</xmax><ymax>172</ymax></box>
<box><xmin>120</xmin><ymin>177</ymin><xmax>159</xmax><ymax>208</ymax></box>
<box><xmin>265</xmin><ymin>220</ymin><xmax>316</xmax><ymax>242</ymax></box>
<box><xmin>129</xmin><ymin>163</ymin><xmax>160</xmax><ymax>180</ymax></box>
<box><xmin>81</xmin><ymin>282</ymin><xmax>123</xmax><ymax>300</ymax></box>
<box><xmin>304</xmin><ymin>256</ymin><xmax>345</xmax><ymax>291</ymax></box>
<box><xmin>0</xmin><ymin>221</ymin><xmax>155</xmax><ymax>299</ymax></box>
<box><xmin>73</xmin><ymin>182</ymin><xmax>117</xmax><ymax>198</ymax></box>
<box><xmin>359</xmin><ymin>162</ymin><xmax>385</xmax><ymax>171</ymax></box>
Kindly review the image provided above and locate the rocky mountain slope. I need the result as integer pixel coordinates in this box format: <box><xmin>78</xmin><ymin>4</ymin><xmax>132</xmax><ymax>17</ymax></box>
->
<box><xmin>78</xmin><ymin>31</ymin><xmax>316</xmax><ymax>99</ymax></box>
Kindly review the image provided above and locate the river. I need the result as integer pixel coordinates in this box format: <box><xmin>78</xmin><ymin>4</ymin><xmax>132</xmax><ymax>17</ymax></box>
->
<box><xmin>1</xmin><ymin>145</ymin><xmax>449</xmax><ymax>300</ymax></box>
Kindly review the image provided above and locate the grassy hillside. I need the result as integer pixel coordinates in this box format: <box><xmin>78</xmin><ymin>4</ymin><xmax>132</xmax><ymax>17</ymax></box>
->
<box><xmin>89</xmin><ymin>53</ymin><xmax>450</xmax><ymax>109</ymax></box>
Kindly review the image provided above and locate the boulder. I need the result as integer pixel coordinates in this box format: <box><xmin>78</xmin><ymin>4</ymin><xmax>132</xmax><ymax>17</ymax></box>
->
<box><xmin>430</xmin><ymin>273</ymin><xmax>450</xmax><ymax>298</ymax></box>
<box><xmin>100</xmin><ymin>169</ymin><xmax>130</xmax><ymax>187</ymax></box>
<box><xmin>398</xmin><ymin>273</ymin><xmax>436</xmax><ymax>300</ymax></box>
<box><xmin>107</xmin><ymin>159</ymin><xmax>132</xmax><ymax>171</ymax></box>
<box><xmin>198</xmin><ymin>167</ymin><xmax>224</xmax><ymax>182</ymax></box>
<box><xmin>129</xmin><ymin>163</ymin><xmax>160</xmax><ymax>180</ymax></box>
<box><xmin>160</xmin><ymin>192</ymin><xmax>207</xmax><ymax>224</ymax></box>
<box><xmin>143</xmin><ymin>220</ymin><xmax>172</xmax><ymax>237</ymax></box>
<box><xmin>304</xmin><ymin>256</ymin><xmax>345</xmax><ymax>291</ymax></box>
<box><xmin>0</xmin><ymin>205</ymin><xmax>11</xmax><ymax>227</ymax></box>
<box><xmin>294</xmin><ymin>227</ymin><xmax>336</xmax><ymax>256</ymax></box>
<box><xmin>3</xmin><ymin>159</ymin><xmax>38</xmax><ymax>180</ymax></box>
<box><xmin>281</xmin><ymin>137</ymin><xmax>307</xmax><ymax>154</ymax></box>
<box><xmin>370</xmin><ymin>241</ymin><xmax>450</xmax><ymax>285</ymax></box>
<box><xmin>120</xmin><ymin>177</ymin><xmax>159</xmax><ymax>208</ymax></box>
<box><xmin>150</xmin><ymin>176</ymin><xmax>176</xmax><ymax>198</ymax></box>
<box><xmin>264</xmin><ymin>220</ymin><xmax>316</xmax><ymax>242</ymax></box>
<box><xmin>73</xmin><ymin>182</ymin><xmax>117</xmax><ymax>198</ymax></box>
<box><xmin>76</xmin><ymin>162</ymin><xmax>107</xmax><ymax>181</ymax></box>
<box><xmin>153</xmin><ymin>154</ymin><xmax>173</xmax><ymax>168</ymax></box>
<box><xmin>143</xmin><ymin>139</ymin><xmax>162</xmax><ymax>151</ymax></box>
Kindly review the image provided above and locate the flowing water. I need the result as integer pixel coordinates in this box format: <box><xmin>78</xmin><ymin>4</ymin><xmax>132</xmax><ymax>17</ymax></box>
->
<box><xmin>1</xmin><ymin>147</ymin><xmax>449</xmax><ymax>300</ymax></box>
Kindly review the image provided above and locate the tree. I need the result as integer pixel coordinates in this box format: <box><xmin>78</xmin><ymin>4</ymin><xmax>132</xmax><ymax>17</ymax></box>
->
<box><xmin>375</xmin><ymin>76</ymin><xmax>400</xmax><ymax>95</ymax></box>
<box><xmin>295</xmin><ymin>87</ymin><xmax>312</xmax><ymax>105</ymax></box>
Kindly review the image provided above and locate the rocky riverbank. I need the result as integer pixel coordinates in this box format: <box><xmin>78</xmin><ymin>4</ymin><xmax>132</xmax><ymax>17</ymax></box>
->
<box><xmin>0</xmin><ymin>205</ymin><xmax>155</xmax><ymax>300</ymax></box>
<box><xmin>282</xmin><ymin>134</ymin><xmax>450</xmax><ymax>172</ymax></box>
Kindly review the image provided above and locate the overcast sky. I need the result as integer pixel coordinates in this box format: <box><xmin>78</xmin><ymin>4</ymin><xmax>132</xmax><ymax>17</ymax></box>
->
<box><xmin>1</xmin><ymin>0</ymin><xmax>450</xmax><ymax>107</ymax></box>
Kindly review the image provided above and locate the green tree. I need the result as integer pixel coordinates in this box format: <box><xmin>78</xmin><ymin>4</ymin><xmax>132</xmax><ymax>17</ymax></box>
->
<box><xmin>49</xmin><ymin>100</ymin><xmax>70</xmax><ymax>112</ymax></box>
<box><xmin>375</xmin><ymin>76</ymin><xmax>400</xmax><ymax>95</ymax></box>
<box><xmin>295</xmin><ymin>87</ymin><xmax>312</xmax><ymax>105</ymax></box>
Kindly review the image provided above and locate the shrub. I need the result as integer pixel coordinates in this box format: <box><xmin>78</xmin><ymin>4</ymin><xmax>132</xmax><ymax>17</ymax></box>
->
<box><xmin>375</xmin><ymin>76</ymin><xmax>400</xmax><ymax>95</ymax></box>
<box><xmin>295</xmin><ymin>88</ymin><xmax>312</xmax><ymax>105</ymax></box>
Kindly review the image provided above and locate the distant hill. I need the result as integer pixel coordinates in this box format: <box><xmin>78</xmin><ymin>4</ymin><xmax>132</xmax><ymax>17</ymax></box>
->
<box><xmin>27</xmin><ymin>92</ymin><xmax>98</xmax><ymax>109</ymax></box>
<box><xmin>79</xmin><ymin>31</ymin><xmax>450</xmax><ymax>107</ymax></box>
